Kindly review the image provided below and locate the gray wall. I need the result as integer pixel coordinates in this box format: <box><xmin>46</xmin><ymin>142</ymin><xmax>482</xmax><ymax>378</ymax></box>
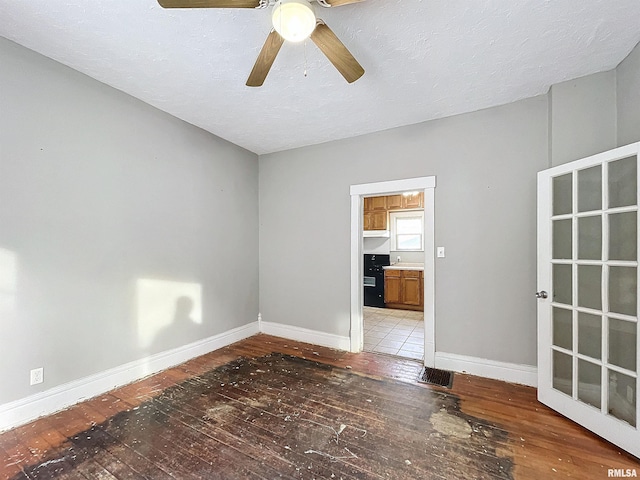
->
<box><xmin>260</xmin><ymin>96</ymin><xmax>548</xmax><ymax>366</ymax></box>
<box><xmin>617</xmin><ymin>41</ymin><xmax>640</xmax><ymax>146</ymax></box>
<box><xmin>0</xmin><ymin>38</ymin><xmax>259</xmax><ymax>404</ymax></box>
<box><xmin>549</xmin><ymin>71</ymin><xmax>617</xmax><ymax>167</ymax></box>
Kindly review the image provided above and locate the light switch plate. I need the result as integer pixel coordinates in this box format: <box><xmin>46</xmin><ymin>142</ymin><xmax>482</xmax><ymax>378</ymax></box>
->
<box><xmin>437</xmin><ymin>247</ymin><xmax>445</xmax><ymax>258</ymax></box>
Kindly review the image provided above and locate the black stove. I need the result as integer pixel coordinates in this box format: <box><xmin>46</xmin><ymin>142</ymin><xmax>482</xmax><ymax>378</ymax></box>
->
<box><xmin>363</xmin><ymin>254</ymin><xmax>390</xmax><ymax>307</ymax></box>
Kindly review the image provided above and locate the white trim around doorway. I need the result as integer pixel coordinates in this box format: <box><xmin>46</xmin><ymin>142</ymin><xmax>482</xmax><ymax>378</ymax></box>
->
<box><xmin>349</xmin><ymin>176</ymin><xmax>436</xmax><ymax>366</ymax></box>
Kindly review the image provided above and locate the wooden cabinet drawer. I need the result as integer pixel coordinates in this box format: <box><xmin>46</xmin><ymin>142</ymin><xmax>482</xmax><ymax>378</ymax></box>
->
<box><xmin>402</xmin><ymin>270</ymin><xmax>420</xmax><ymax>278</ymax></box>
<box><xmin>384</xmin><ymin>269</ymin><xmax>401</xmax><ymax>278</ymax></box>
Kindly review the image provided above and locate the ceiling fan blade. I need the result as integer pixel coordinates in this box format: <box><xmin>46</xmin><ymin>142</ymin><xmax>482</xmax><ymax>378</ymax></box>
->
<box><xmin>157</xmin><ymin>0</ymin><xmax>261</xmax><ymax>8</ymax></box>
<box><xmin>310</xmin><ymin>22</ymin><xmax>364</xmax><ymax>83</ymax></box>
<box><xmin>322</xmin><ymin>0</ymin><xmax>365</xmax><ymax>6</ymax></box>
<box><xmin>246</xmin><ymin>30</ymin><xmax>285</xmax><ymax>87</ymax></box>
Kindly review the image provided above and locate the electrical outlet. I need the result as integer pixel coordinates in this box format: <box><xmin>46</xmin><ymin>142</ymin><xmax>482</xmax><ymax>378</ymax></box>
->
<box><xmin>30</xmin><ymin>367</ymin><xmax>43</xmax><ymax>386</ymax></box>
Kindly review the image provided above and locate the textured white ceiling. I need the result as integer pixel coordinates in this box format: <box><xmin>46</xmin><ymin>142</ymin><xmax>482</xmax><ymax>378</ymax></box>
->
<box><xmin>1</xmin><ymin>1</ymin><xmax>639</xmax><ymax>155</ymax></box>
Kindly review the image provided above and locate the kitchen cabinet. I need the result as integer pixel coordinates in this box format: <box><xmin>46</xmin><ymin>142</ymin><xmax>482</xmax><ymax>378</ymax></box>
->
<box><xmin>370</xmin><ymin>196</ymin><xmax>387</xmax><ymax>211</ymax></box>
<box><xmin>381</xmin><ymin>193</ymin><xmax>424</xmax><ymax>211</ymax></box>
<box><xmin>363</xmin><ymin>196</ymin><xmax>388</xmax><ymax>230</ymax></box>
<box><xmin>363</xmin><ymin>211</ymin><xmax>387</xmax><ymax>230</ymax></box>
<box><xmin>401</xmin><ymin>270</ymin><xmax>422</xmax><ymax>306</ymax></box>
<box><xmin>402</xmin><ymin>192</ymin><xmax>423</xmax><ymax>209</ymax></box>
<box><xmin>364</xmin><ymin>192</ymin><xmax>424</xmax><ymax>231</ymax></box>
<box><xmin>386</xmin><ymin>195</ymin><xmax>403</xmax><ymax>210</ymax></box>
<box><xmin>384</xmin><ymin>269</ymin><xmax>423</xmax><ymax>311</ymax></box>
<box><xmin>383</xmin><ymin>269</ymin><xmax>402</xmax><ymax>304</ymax></box>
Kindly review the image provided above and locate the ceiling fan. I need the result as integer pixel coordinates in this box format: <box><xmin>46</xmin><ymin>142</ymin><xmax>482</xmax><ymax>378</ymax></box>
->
<box><xmin>157</xmin><ymin>0</ymin><xmax>366</xmax><ymax>87</ymax></box>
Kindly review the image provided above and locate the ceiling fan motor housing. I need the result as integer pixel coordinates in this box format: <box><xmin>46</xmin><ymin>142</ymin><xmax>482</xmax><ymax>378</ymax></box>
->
<box><xmin>272</xmin><ymin>0</ymin><xmax>316</xmax><ymax>42</ymax></box>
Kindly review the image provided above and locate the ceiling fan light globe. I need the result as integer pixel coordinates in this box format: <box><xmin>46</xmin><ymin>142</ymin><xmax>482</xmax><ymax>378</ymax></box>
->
<box><xmin>272</xmin><ymin>0</ymin><xmax>316</xmax><ymax>43</ymax></box>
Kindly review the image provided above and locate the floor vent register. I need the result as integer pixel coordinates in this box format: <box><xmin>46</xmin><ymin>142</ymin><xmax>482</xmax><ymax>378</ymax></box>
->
<box><xmin>418</xmin><ymin>367</ymin><xmax>454</xmax><ymax>388</ymax></box>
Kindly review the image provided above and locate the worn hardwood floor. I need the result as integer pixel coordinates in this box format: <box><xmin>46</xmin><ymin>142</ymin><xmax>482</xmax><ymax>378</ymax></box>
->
<box><xmin>1</xmin><ymin>334</ymin><xmax>638</xmax><ymax>479</ymax></box>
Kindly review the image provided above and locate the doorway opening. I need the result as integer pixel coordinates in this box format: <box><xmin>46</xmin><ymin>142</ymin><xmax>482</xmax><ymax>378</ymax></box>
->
<box><xmin>363</xmin><ymin>196</ymin><xmax>425</xmax><ymax>360</ymax></box>
<box><xmin>350</xmin><ymin>177</ymin><xmax>436</xmax><ymax>366</ymax></box>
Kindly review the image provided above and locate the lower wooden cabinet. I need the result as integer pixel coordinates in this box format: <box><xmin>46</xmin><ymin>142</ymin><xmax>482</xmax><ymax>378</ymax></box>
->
<box><xmin>401</xmin><ymin>270</ymin><xmax>422</xmax><ymax>306</ymax></box>
<box><xmin>384</xmin><ymin>269</ymin><xmax>423</xmax><ymax>311</ymax></box>
<box><xmin>383</xmin><ymin>270</ymin><xmax>402</xmax><ymax>304</ymax></box>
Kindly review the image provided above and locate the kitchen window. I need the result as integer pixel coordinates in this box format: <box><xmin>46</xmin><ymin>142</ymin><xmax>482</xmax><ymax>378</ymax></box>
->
<box><xmin>390</xmin><ymin>211</ymin><xmax>424</xmax><ymax>251</ymax></box>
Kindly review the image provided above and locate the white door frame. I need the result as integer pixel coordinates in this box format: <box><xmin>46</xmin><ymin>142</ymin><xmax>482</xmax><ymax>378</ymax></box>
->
<box><xmin>350</xmin><ymin>176</ymin><xmax>436</xmax><ymax>366</ymax></box>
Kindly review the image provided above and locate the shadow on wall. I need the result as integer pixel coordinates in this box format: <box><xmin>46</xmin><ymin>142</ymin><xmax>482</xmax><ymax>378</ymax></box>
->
<box><xmin>136</xmin><ymin>278</ymin><xmax>203</xmax><ymax>353</ymax></box>
<box><xmin>153</xmin><ymin>296</ymin><xmax>202</xmax><ymax>351</ymax></box>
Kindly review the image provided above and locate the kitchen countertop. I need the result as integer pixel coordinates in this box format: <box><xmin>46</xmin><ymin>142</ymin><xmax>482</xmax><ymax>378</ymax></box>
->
<box><xmin>383</xmin><ymin>263</ymin><xmax>424</xmax><ymax>271</ymax></box>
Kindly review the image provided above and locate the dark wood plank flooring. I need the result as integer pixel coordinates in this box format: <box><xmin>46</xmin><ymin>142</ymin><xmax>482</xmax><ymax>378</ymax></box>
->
<box><xmin>1</xmin><ymin>334</ymin><xmax>638</xmax><ymax>479</ymax></box>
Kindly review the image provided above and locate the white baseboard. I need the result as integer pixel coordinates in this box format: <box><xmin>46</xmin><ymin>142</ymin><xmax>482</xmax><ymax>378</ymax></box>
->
<box><xmin>0</xmin><ymin>321</ymin><xmax>260</xmax><ymax>433</ymax></box>
<box><xmin>260</xmin><ymin>321</ymin><xmax>350</xmax><ymax>351</ymax></box>
<box><xmin>435</xmin><ymin>352</ymin><xmax>537</xmax><ymax>387</ymax></box>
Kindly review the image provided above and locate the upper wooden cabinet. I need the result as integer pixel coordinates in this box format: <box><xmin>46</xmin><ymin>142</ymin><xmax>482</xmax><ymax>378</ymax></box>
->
<box><xmin>402</xmin><ymin>192</ymin><xmax>423</xmax><ymax>209</ymax></box>
<box><xmin>370</xmin><ymin>196</ymin><xmax>387</xmax><ymax>211</ymax></box>
<box><xmin>363</xmin><ymin>192</ymin><xmax>424</xmax><ymax>230</ymax></box>
<box><xmin>364</xmin><ymin>211</ymin><xmax>387</xmax><ymax>230</ymax></box>
<box><xmin>363</xmin><ymin>195</ymin><xmax>388</xmax><ymax>230</ymax></box>
<box><xmin>368</xmin><ymin>193</ymin><xmax>423</xmax><ymax>211</ymax></box>
<box><xmin>386</xmin><ymin>195</ymin><xmax>403</xmax><ymax>210</ymax></box>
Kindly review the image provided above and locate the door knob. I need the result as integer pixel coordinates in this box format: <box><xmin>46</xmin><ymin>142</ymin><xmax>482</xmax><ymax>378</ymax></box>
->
<box><xmin>536</xmin><ymin>291</ymin><xmax>548</xmax><ymax>299</ymax></box>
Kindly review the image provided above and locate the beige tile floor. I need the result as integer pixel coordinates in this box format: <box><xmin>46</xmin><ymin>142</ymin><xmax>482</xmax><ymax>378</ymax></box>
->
<box><xmin>363</xmin><ymin>306</ymin><xmax>424</xmax><ymax>361</ymax></box>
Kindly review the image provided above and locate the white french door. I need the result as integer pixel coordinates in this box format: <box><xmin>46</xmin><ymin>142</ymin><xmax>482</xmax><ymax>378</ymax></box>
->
<box><xmin>538</xmin><ymin>142</ymin><xmax>640</xmax><ymax>458</ymax></box>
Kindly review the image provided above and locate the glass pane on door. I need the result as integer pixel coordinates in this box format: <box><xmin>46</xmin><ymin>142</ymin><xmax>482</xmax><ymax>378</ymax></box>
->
<box><xmin>578</xmin><ymin>359</ymin><xmax>601</xmax><ymax>409</ymax></box>
<box><xmin>553</xmin><ymin>264</ymin><xmax>572</xmax><ymax>305</ymax></box>
<box><xmin>609</xmin><ymin>267</ymin><xmax>637</xmax><ymax>316</ymax></box>
<box><xmin>609</xmin><ymin>318</ymin><xmax>637</xmax><ymax>372</ymax></box>
<box><xmin>578</xmin><ymin>216</ymin><xmax>602</xmax><ymax>260</ymax></box>
<box><xmin>608</xmin><ymin>370</ymin><xmax>636</xmax><ymax>427</ymax></box>
<box><xmin>553</xmin><ymin>219</ymin><xmax>572</xmax><ymax>259</ymax></box>
<box><xmin>609</xmin><ymin>157</ymin><xmax>637</xmax><ymax>208</ymax></box>
<box><xmin>553</xmin><ymin>307</ymin><xmax>572</xmax><ymax>350</ymax></box>
<box><xmin>578</xmin><ymin>265</ymin><xmax>602</xmax><ymax>310</ymax></box>
<box><xmin>553</xmin><ymin>173</ymin><xmax>573</xmax><ymax>215</ymax></box>
<box><xmin>609</xmin><ymin>212</ymin><xmax>637</xmax><ymax>261</ymax></box>
<box><xmin>553</xmin><ymin>350</ymin><xmax>573</xmax><ymax>396</ymax></box>
<box><xmin>578</xmin><ymin>165</ymin><xmax>602</xmax><ymax>212</ymax></box>
<box><xmin>578</xmin><ymin>312</ymin><xmax>602</xmax><ymax>359</ymax></box>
